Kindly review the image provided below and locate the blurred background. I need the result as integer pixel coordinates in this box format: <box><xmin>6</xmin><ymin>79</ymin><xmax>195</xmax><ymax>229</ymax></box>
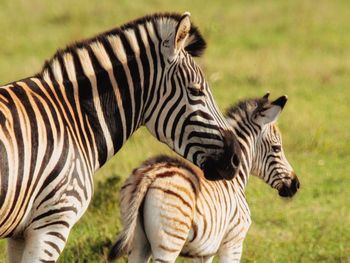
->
<box><xmin>0</xmin><ymin>0</ymin><xmax>349</xmax><ymax>262</ymax></box>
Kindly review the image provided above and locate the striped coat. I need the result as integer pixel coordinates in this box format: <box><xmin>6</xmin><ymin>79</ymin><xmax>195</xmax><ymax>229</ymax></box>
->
<box><xmin>109</xmin><ymin>94</ymin><xmax>300</xmax><ymax>262</ymax></box>
<box><xmin>0</xmin><ymin>13</ymin><xmax>241</xmax><ymax>263</ymax></box>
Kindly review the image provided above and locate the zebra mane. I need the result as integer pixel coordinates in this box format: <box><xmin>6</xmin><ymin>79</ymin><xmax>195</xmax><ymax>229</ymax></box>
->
<box><xmin>225</xmin><ymin>97</ymin><xmax>268</xmax><ymax>120</ymax></box>
<box><xmin>39</xmin><ymin>13</ymin><xmax>206</xmax><ymax>78</ymax></box>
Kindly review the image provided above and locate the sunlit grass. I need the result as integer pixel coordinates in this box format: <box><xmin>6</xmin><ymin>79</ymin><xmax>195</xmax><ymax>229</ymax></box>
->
<box><xmin>0</xmin><ymin>0</ymin><xmax>349</xmax><ymax>262</ymax></box>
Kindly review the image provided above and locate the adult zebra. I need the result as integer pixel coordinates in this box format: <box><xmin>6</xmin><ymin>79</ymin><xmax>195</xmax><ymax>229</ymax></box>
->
<box><xmin>0</xmin><ymin>13</ymin><xmax>241</xmax><ymax>262</ymax></box>
<box><xmin>109</xmin><ymin>94</ymin><xmax>300</xmax><ymax>263</ymax></box>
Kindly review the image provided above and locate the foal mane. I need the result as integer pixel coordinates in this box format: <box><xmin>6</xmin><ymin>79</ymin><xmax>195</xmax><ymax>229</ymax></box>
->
<box><xmin>225</xmin><ymin>97</ymin><xmax>268</xmax><ymax>120</ymax></box>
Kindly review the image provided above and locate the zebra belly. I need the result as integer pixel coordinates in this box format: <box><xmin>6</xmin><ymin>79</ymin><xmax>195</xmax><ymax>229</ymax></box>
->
<box><xmin>180</xmin><ymin>188</ymin><xmax>251</xmax><ymax>258</ymax></box>
<box><xmin>181</xmin><ymin>217</ymin><xmax>229</xmax><ymax>257</ymax></box>
<box><xmin>182</xmin><ymin>233</ymin><xmax>224</xmax><ymax>257</ymax></box>
<box><xmin>180</xmin><ymin>214</ymin><xmax>251</xmax><ymax>258</ymax></box>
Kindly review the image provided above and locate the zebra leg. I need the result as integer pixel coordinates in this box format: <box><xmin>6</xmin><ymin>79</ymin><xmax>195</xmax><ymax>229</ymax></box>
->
<box><xmin>128</xmin><ymin>215</ymin><xmax>151</xmax><ymax>263</ymax></box>
<box><xmin>143</xmin><ymin>189</ymin><xmax>192</xmax><ymax>263</ymax></box>
<box><xmin>192</xmin><ymin>256</ymin><xmax>215</xmax><ymax>263</ymax></box>
<box><xmin>218</xmin><ymin>243</ymin><xmax>243</xmax><ymax>263</ymax></box>
<box><xmin>19</xmin><ymin>224</ymin><xmax>71</xmax><ymax>262</ymax></box>
<box><xmin>7</xmin><ymin>237</ymin><xmax>25</xmax><ymax>263</ymax></box>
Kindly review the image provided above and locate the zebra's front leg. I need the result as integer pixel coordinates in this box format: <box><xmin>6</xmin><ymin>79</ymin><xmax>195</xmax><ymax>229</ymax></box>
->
<box><xmin>19</xmin><ymin>222</ymin><xmax>73</xmax><ymax>263</ymax></box>
<box><xmin>8</xmin><ymin>237</ymin><xmax>25</xmax><ymax>263</ymax></box>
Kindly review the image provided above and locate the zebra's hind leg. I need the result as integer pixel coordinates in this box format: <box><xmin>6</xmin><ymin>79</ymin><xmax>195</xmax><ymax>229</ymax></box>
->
<box><xmin>192</xmin><ymin>256</ymin><xmax>215</xmax><ymax>263</ymax></box>
<box><xmin>143</xmin><ymin>188</ymin><xmax>192</xmax><ymax>263</ymax></box>
<box><xmin>19</xmin><ymin>224</ymin><xmax>72</xmax><ymax>263</ymax></box>
<box><xmin>218</xmin><ymin>243</ymin><xmax>243</xmax><ymax>263</ymax></box>
<box><xmin>128</xmin><ymin>215</ymin><xmax>151</xmax><ymax>263</ymax></box>
<box><xmin>8</xmin><ymin>237</ymin><xmax>25</xmax><ymax>263</ymax></box>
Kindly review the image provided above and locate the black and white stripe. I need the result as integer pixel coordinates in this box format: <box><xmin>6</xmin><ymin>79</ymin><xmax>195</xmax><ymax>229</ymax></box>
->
<box><xmin>0</xmin><ymin>13</ymin><xmax>241</xmax><ymax>262</ymax></box>
<box><xmin>109</xmin><ymin>94</ymin><xmax>300</xmax><ymax>263</ymax></box>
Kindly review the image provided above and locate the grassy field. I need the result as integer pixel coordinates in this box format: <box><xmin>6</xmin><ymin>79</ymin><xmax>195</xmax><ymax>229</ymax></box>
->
<box><xmin>0</xmin><ymin>0</ymin><xmax>349</xmax><ymax>262</ymax></box>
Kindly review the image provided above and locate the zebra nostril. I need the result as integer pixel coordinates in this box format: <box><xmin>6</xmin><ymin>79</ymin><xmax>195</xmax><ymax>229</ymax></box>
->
<box><xmin>291</xmin><ymin>176</ymin><xmax>300</xmax><ymax>191</ymax></box>
<box><xmin>232</xmin><ymin>153</ymin><xmax>240</xmax><ymax>167</ymax></box>
<box><xmin>295</xmin><ymin>178</ymin><xmax>300</xmax><ymax>189</ymax></box>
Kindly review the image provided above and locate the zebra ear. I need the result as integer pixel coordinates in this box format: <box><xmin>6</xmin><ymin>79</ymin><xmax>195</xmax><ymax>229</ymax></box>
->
<box><xmin>263</xmin><ymin>92</ymin><xmax>270</xmax><ymax>99</ymax></box>
<box><xmin>174</xmin><ymin>12</ymin><xmax>191</xmax><ymax>52</ymax></box>
<box><xmin>255</xmin><ymin>95</ymin><xmax>288</xmax><ymax>125</ymax></box>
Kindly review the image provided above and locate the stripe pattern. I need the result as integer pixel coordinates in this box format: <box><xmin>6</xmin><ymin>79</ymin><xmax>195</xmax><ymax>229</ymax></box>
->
<box><xmin>109</xmin><ymin>94</ymin><xmax>300</xmax><ymax>263</ymax></box>
<box><xmin>0</xmin><ymin>13</ymin><xmax>240</xmax><ymax>262</ymax></box>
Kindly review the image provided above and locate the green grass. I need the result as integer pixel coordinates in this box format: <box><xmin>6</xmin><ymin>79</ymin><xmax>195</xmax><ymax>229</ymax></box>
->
<box><xmin>1</xmin><ymin>0</ymin><xmax>349</xmax><ymax>262</ymax></box>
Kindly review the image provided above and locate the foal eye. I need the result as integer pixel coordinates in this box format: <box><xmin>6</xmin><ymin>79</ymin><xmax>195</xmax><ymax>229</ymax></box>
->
<box><xmin>188</xmin><ymin>83</ymin><xmax>205</xmax><ymax>96</ymax></box>
<box><xmin>272</xmin><ymin>145</ymin><xmax>281</xmax><ymax>153</ymax></box>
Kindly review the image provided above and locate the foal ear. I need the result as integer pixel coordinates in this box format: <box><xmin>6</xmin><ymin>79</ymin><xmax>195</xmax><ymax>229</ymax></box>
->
<box><xmin>174</xmin><ymin>12</ymin><xmax>191</xmax><ymax>52</ymax></box>
<box><xmin>263</xmin><ymin>92</ymin><xmax>270</xmax><ymax>99</ymax></box>
<box><xmin>255</xmin><ymin>95</ymin><xmax>288</xmax><ymax>125</ymax></box>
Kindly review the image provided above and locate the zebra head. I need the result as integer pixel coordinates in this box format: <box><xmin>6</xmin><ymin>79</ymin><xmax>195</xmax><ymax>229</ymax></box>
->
<box><xmin>251</xmin><ymin>93</ymin><xmax>300</xmax><ymax>197</ymax></box>
<box><xmin>143</xmin><ymin>13</ymin><xmax>241</xmax><ymax>181</ymax></box>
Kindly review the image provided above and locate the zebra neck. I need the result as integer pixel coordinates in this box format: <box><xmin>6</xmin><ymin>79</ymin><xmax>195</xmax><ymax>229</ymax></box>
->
<box><xmin>232</xmin><ymin>131</ymin><xmax>255</xmax><ymax>190</ymax></box>
<box><xmin>233</xmin><ymin>158</ymin><xmax>251</xmax><ymax>191</ymax></box>
<box><xmin>39</xmin><ymin>39</ymin><xmax>163</xmax><ymax>170</ymax></box>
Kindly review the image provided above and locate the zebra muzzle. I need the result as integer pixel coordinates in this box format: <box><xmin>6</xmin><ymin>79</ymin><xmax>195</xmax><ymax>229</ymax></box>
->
<box><xmin>201</xmin><ymin>128</ymin><xmax>242</xmax><ymax>181</ymax></box>
<box><xmin>201</xmin><ymin>152</ymin><xmax>240</xmax><ymax>181</ymax></box>
<box><xmin>278</xmin><ymin>175</ymin><xmax>300</xmax><ymax>197</ymax></box>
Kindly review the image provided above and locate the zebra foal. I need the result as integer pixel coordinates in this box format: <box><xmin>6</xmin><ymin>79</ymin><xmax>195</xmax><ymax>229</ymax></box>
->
<box><xmin>109</xmin><ymin>93</ymin><xmax>300</xmax><ymax>263</ymax></box>
<box><xmin>0</xmin><ymin>13</ymin><xmax>241</xmax><ymax>262</ymax></box>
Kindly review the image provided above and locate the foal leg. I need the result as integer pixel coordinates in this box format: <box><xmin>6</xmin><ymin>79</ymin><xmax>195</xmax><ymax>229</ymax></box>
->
<box><xmin>143</xmin><ymin>189</ymin><xmax>192</xmax><ymax>263</ymax></box>
<box><xmin>128</xmin><ymin>215</ymin><xmax>151</xmax><ymax>263</ymax></box>
<box><xmin>192</xmin><ymin>256</ymin><xmax>215</xmax><ymax>263</ymax></box>
<box><xmin>218</xmin><ymin>242</ymin><xmax>243</xmax><ymax>263</ymax></box>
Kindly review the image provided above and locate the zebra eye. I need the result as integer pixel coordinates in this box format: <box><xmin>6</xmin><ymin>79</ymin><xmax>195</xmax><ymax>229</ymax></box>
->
<box><xmin>272</xmin><ymin>145</ymin><xmax>281</xmax><ymax>153</ymax></box>
<box><xmin>188</xmin><ymin>84</ymin><xmax>204</xmax><ymax>96</ymax></box>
